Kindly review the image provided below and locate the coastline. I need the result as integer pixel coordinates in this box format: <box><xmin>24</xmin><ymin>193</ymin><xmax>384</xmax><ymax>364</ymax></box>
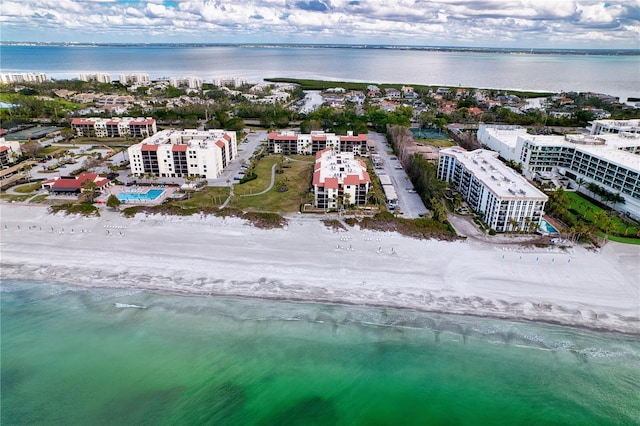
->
<box><xmin>1</xmin><ymin>204</ymin><xmax>639</xmax><ymax>335</ymax></box>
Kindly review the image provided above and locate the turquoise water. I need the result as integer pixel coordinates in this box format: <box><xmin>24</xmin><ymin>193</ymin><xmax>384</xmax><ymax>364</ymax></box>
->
<box><xmin>117</xmin><ymin>189</ymin><xmax>164</xmax><ymax>202</ymax></box>
<box><xmin>2</xmin><ymin>280</ymin><xmax>639</xmax><ymax>425</ymax></box>
<box><xmin>540</xmin><ymin>219</ymin><xmax>559</xmax><ymax>234</ymax></box>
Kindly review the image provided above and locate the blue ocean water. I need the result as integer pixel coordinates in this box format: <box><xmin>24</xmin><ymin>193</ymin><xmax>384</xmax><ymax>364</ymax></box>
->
<box><xmin>2</xmin><ymin>279</ymin><xmax>639</xmax><ymax>425</ymax></box>
<box><xmin>1</xmin><ymin>45</ymin><xmax>639</xmax><ymax>101</ymax></box>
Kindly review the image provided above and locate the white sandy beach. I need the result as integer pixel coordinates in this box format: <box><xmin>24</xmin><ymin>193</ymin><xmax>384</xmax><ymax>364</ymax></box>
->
<box><xmin>1</xmin><ymin>204</ymin><xmax>639</xmax><ymax>334</ymax></box>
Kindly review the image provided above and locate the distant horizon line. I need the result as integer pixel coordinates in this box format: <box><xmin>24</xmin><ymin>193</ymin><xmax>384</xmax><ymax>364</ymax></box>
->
<box><xmin>1</xmin><ymin>42</ymin><xmax>639</xmax><ymax>55</ymax></box>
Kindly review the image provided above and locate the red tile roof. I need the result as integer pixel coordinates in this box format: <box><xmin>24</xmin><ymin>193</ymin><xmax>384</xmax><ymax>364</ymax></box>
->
<box><xmin>0</xmin><ymin>146</ymin><xmax>9</xmax><ymax>153</ymax></box>
<box><xmin>215</xmin><ymin>140</ymin><xmax>225</xmax><ymax>149</ymax></box>
<box><xmin>48</xmin><ymin>173</ymin><xmax>110</xmax><ymax>191</ymax></box>
<box><xmin>272</xmin><ymin>135</ymin><xmax>298</xmax><ymax>141</ymax></box>
<box><xmin>71</xmin><ymin>118</ymin><xmax>94</xmax><ymax>125</ymax></box>
<box><xmin>344</xmin><ymin>174</ymin><xmax>361</xmax><ymax>185</ymax></box>
<box><xmin>312</xmin><ymin>136</ymin><xmax>327</xmax><ymax>141</ymax></box>
<box><xmin>172</xmin><ymin>145</ymin><xmax>188</xmax><ymax>152</ymax></box>
<box><xmin>223</xmin><ymin>134</ymin><xmax>231</xmax><ymax>141</ymax></box>
<box><xmin>340</xmin><ymin>134</ymin><xmax>367</xmax><ymax>142</ymax></box>
<box><xmin>324</xmin><ymin>177</ymin><xmax>339</xmax><ymax>189</ymax></box>
<box><xmin>141</xmin><ymin>144</ymin><xmax>158</xmax><ymax>151</ymax></box>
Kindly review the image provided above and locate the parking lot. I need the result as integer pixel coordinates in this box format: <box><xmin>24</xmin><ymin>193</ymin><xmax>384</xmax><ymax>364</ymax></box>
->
<box><xmin>368</xmin><ymin>131</ymin><xmax>429</xmax><ymax>219</ymax></box>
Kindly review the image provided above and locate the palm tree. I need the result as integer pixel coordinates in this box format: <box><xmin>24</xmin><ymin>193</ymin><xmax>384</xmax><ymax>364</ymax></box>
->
<box><xmin>22</xmin><ymin>164</ymin><xmax>33</xmax><ymax>183</ymax></box>
<box><xmin>508</xmin><ymin>218</ymin><xmax>520</xmax><ymax>233</ymax></box>
<box><xmin>81</xmin><ymin>179</ymin><xmax>98</xmax><ymax>202</ymax></box>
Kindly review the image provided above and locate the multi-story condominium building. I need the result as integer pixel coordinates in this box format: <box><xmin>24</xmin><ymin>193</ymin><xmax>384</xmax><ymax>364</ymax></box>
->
<box><xmin>438</xmin><ymin>148</ymin><xmax>548</xmax><ymax>233</ymax></box>
<box><xmin>0</xmin><ymin>73</ymin><xmax>48</xmax><ymax>84</ymax></box>
<box><xmin>169</xmin><ymin>77</ymin><xmax>202</xmax><ymax>90</ymax></box>
<box><xmin>71</xmin><ymin>117</ymin><xmax>157</xmax><ymax>138</ymax></box>
<box><xmin>119</xmin><ymin>73</ymin><xmax>150</xmax><ymax>86</ymax></box>
<box><xmin>79</xmin><ymin>73</ymin><xmax>111</xmax><ymax>83</ymax></box>
<box><xmin>0</xmin><ymin>139</ymin><xmax>22</xmax><ymax>167</ymax></box>
<box><xmin>213</xmin><ymin>77</ymin><xmax>247</xmax><ymax>88</ymax></box>
<box><xmin>478</xmin><ymin>123</ymin><xmax>640</xmax><ymax>219</ymax></box>
<box><xmin>312</xmin><ymin>148</ymin><xmax>371</xmax><ymax>210</ymax></box>
<box><xmin>128</xmin><ymin>129</ymin><xmax>237</xmax><ymax>179</ymax></box>
<box><xmin>587</xmin><ymin>119</ymin><xmax>640</xmax><ymax>136</ymax></box>
<box><xmin>268</xmin><ymin>131</ymin><xmax>369</xmax><ymax>156</ymax></box>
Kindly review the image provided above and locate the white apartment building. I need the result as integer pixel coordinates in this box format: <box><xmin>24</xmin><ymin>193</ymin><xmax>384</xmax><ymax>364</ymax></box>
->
<box><xmin>312</xmin><ymin>148</ymin><xmax>371</xmax><ymax>210</ymax></box>
<box><xmin>478</xmin><ymin>123</ymin><xmax>640</xmax><ymax>219</ymax></box>
<box><xmin>0</xmin><ymin>73</ymin><xmax>48</xmax><ymax>84</ymax></box>
<box><xmin>588</xmin><ymin>119</ymin><xmax>640</xmax><ymax>136</ymax></box>
<box><xmin>169</xmin><ymin>77</ymin><xmax>202</xmax><ymax>90</ymax></box>
<box><xmin>79</xmin><ymin>73</ymin><xmax>111</xmax><ymax>83</ymax></box>
<box><xmin>438</xmin><ymin>148</ymin><xmax>548</xmax><ymax>233</ymax></box>
<box><xmin>119</xmin><ymin>73</ymin><xmax>150</xmax><ymax>86</ymax></box>
<box><xmin>268</xmin><ymin>131</ymin><xmax>369</xmax><ymax>156</ymax></box>
<box><xmin>128</xmin><ymin>129</ymin><xmax>237</xmax><ymax>179</ymax></box>
<box><xmin>71</xmin><ymin>117</ymin><xmax>157</xmax><ymax>138</ymax></box>
<box><xmin>213</xmin><ymin>77</ymin><xmax>247</xmax><ymax>88</ymax></box>
<box><xmin>0</xmin><ymin>139</ymin><xmax>22</xmax><ymax>167</ymax></box>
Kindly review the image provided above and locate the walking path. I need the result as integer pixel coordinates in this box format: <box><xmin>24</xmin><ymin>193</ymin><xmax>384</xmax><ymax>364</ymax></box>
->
<box><xmin>240</xmin><ymin>164</ymin><xmax>277</xmax><ymax>197</ymax></box>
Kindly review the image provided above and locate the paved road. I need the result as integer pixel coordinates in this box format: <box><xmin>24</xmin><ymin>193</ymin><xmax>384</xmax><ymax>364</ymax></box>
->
<box><xmin>208</xmin><ymin>130</ymin><xmax>267</xmax><ymax>187</ymax></box>
<box><xmin>368</xmin><ymin>131</ymin><xmax>429</xmax><ymax>219</ymax></box>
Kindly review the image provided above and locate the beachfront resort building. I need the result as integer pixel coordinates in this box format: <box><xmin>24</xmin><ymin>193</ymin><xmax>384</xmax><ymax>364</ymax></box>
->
<box><xmin>268</xmin><ymin>131</ymin><xmax>369</xmax><ymax>156</ymax></box>
<box><xmin>169</xmin><ymin>77</ymin><xmax>202</xmax><ymax>90</ymax></box>
<box><xmin>478</xmin><ymin>123</ymin><xmax>640</xmax><ymax>220</ymax></box>
<box><xmin>128</xmin><ymin>129</ymin><xmax>237</xmax><ymax>179</ymax></box>
<box><xmin>213</xmin><ymin>77</ymin><xmax>247</xmax><ymax>88</ymax></box>
<box><xmin>119</xmin><ymin>73</ymin><xmax>150</xmax><ymax>86</ymax></box>
<box><xmin>71</xmin><ymin>117</ymin><xmax>157</xmax><ymax>138</ymax></box>
<box><xmin>438</xmin><ymin>148</ymin><xmax>548</xmax><ymax>233</ymax></box>
<box><xmin>588</xmin><ymin>119</ymin><xmax>640</xmax><ymax>136</ymax></box>
<box><xmin>312</xmin><ymin>148</ymin><xmax>371</xmax><ymax>210</ymax></box>
<box><xmin>0</xmin><ymin>139</ymin><xmax>22</xmax><ymax>167</ymax></box>
<box><xmin>79</xmin><ymin>73</ymin><xmax>111</xmax><ymax>83</ymax></box>
<box><xmin>0</xmin><ymin>72</ymin><xmax>48</xmax><ymax>84</ymax></box>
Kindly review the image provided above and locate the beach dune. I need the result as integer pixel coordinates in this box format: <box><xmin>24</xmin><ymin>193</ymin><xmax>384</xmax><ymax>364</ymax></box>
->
<box><xmin>1</xmin><ymin>205</ymin><xmax>638</xmax><ymax>334</ymax></box>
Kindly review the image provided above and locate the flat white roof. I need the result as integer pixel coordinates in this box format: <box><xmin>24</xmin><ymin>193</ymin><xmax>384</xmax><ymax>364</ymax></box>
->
<box><xmin>442</xmin><ymin>148</ymin><xmax>547</xmax><ymax>200</ymax></box>
<box><xmin>521</xmin><ymin>133</ymin><xmax>640</xmax><ymax>171</ymax></box>
<box><xmin>590</xmin><ymin>119</ymin><xmax>640</xmax><ymax>132</ymax></box>
<box><xmin>480</xmin><ymin>125</ymin><xmax>527</xmax><ymax>149</ymax></box>
<box><xmin>140</xmin><ymin>129</ymin><xmax>233</xmax><ymax>146</ymax></box>
<box><xmin>314</xmin><ymin>150</ymin><xmax>369</xmax><ymax>185</ymax></box>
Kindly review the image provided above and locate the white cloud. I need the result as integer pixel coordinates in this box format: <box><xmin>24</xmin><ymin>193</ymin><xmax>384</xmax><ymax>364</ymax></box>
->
<box><xmin>0</xmin><ymin>0</ymin><xmax>638</xmax><ymax>48</ymax></box>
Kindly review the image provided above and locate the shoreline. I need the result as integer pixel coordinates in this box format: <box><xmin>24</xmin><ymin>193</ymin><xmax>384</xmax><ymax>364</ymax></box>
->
<box><xmin>1</xmin><ymin>204</ymin><xmax>639</xmax><ymax>335</ymax></box>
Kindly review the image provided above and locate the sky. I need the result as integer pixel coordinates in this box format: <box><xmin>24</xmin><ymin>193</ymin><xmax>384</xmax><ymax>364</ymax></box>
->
<box><xmin>1</xmin><ymin>0</ymin><xmax>639</xmax><ymax>49</ymax></box>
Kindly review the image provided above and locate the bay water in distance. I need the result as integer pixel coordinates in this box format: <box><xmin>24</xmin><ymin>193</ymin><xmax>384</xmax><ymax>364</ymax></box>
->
<box><xmin>1</xmin><ymin>44</ymin><xmax>639</xmax><ymax>102</ymax></box>
<box><xmin>2</xmin><ymin>280</ymin><xmax>639</xmax><ymax>425</ymax></box>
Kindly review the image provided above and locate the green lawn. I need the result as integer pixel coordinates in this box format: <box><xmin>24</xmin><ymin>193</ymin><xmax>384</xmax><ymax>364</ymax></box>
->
<box><xmin>12</xmin><ymin>182</ymin><xmax>43</xmax><ymax>193</ymax></box>
<box><xmin>566</xmin><ymin>191</ymin><xmax>639</xmax><ymax>239</ymax></box>
<box><xmin>229</xmin><ymin>155</ymin><xmax>313</xmax><ymax>213</ymax></box>
<box><xmin>176</xmin><ymin>187</ymin><xmax>231</xmax><ymax>208</ymax></box>
<box><xmin>0</xmin><ymin>93</ymin><xmax>84</xmax><ymax>111</ymax></box>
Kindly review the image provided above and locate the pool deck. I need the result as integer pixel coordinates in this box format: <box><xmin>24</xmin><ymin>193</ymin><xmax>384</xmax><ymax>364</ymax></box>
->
<box><xmin>96</xmin><ymin>185</ymin><xmax>176</xmax><ymax>205</ymax></box>
<box><xmin>542</xmin><ymin>216</ymin><xmax>563</xmax><ymax>234</ymax></box>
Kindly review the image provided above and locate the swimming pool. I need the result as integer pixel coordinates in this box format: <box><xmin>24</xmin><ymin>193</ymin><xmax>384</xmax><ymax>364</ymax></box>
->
<box><xmin>117</xmin><ymin>189</ymin><xmax>164</xmax><ymax>202</ymax></box>
<box><xmin>539</xmin><ymin>218</ymin><xmax>559</xmax><ymax>234</ymax></box>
